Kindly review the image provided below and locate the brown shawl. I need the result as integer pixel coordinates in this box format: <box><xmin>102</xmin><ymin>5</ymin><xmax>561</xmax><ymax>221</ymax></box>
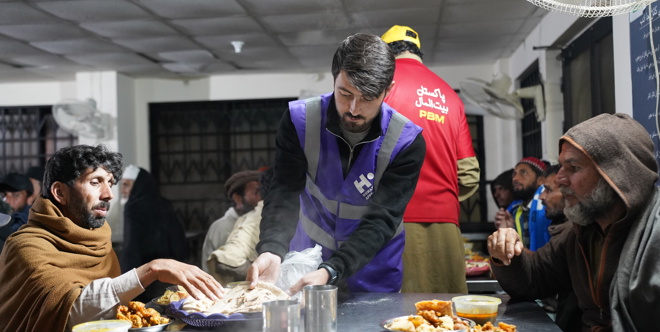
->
<box><xmin>0</xmin><ymin>196</ymin><xmax>120</xmax><ymax>332</ymax></box>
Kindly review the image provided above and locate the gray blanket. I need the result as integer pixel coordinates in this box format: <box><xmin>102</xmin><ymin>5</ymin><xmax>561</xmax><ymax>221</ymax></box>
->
<box><xmin>611</xmin><ymin>186</ymin><xmax>660</xmax><ymax>332</ymax></box>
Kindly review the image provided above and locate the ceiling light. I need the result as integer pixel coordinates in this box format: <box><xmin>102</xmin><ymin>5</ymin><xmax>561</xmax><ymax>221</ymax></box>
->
<box><xmin>231</xmin><ymin>41</ymin><xmax>244</xmax><ymax>53</ymax></box>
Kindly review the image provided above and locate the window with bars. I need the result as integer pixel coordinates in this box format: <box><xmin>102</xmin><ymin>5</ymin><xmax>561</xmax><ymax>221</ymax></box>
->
<box><xmin>520</xmin><ymin>64</ymin><xmax>544</xmax><ymax>159</ymax></box>
<box><xmin>0</xmin><ymin>105</ymin><xmax>76</xmax><ymax>177</ymax></box>
<box><xmin>149</xmin><ymin>99</ymin><xmax>291</xmax><ymax>233</ymax></box>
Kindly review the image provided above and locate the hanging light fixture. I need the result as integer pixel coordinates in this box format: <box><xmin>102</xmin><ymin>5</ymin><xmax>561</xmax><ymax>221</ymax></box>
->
<box><xmin>231</xmin><ymin>41</ymin><xmax>245</xmax><ymax>53</ymax></box>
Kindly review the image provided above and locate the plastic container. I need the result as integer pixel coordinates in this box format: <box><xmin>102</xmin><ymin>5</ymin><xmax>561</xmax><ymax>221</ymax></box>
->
<box><xmin>72</xmin><ymin>320</ymin><xmax>131</xmax><ymax>332</ymax></box>
<box><xmin>451</xmin><ymin>295</ymin><xmax>502</xmax><ymax>325</ymax></box>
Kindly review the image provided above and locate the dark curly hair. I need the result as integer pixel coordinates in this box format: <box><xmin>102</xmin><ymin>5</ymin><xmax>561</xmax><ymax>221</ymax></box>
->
<box><xmin>386</xmin><ymin>40</ymin><xmax>424</xmax><ymax>60</ymax></box>
<box><xmin>43</xmin><ymin>144</ymin><xmax>123</xmax><ymax>200</ymax></box>
<box><xmin>490</xmin><ymin>169</ymin><xmax>513</xmax><ymax>196</ymax></box>
<box><xmin>331</xmin><ymin>33</ymin><xmax>395</xmax><ymax>100</ymax></box>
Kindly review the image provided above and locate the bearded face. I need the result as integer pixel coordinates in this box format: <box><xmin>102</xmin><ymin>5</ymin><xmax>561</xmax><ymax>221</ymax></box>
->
<box><xmin>69</xmin><ymin>187</ymin><xmax>110</xmax><ymax>229</ymax></box>
<box><xmin>512</xmin><ymin>163</ymin><xmax>541</xmax><ymax>203</ymax></box>
<box><xmin>562</xmin><ymin>177</ymin><xmax>617</xmax><ymax>226</ymax></box>
<box><xmin>513</xmin><ymin>183</ymin><xmax>538</xmax><ymax>202</ymax></box>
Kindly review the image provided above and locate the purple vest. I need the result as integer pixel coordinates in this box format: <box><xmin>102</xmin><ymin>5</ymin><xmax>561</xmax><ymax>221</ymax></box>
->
<box><xmin>288</xmin><ymin>92</ymin><xmax>422</xmax><ymax>292</ymax></box>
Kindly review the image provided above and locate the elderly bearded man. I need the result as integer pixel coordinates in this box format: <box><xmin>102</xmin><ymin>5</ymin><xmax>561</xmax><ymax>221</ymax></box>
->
<box><xmin>487</xmin><ymin>113</ymin><xmax>660</xmax><ymax>332</ymax></box>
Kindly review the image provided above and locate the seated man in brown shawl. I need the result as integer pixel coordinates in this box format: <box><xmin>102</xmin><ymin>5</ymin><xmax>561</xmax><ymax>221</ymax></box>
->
<box><xmin>488</xmin><ymin>113</ymin><xmax>660</xmax><ymax>332</ymax></box>
<box><xmin>0</xmin><ymin>144</ymin><xmax>223</xmax><ymax>332</ymax></box>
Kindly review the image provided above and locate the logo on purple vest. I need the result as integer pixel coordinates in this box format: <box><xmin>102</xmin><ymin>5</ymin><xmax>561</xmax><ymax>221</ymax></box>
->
<box><xmin>354</xmin><ymin>172</ymin><xmax>374</xmax><ymax>199</ymax></box>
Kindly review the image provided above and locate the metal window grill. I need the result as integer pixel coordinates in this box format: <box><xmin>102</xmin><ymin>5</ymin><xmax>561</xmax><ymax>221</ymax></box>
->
<box><xmin>0</xmin><ymin>105</ymin><xmax>76</xmax><ymax>177</ymax></box>
<box><xmin>149</xmin><ymin>98</ymin><xmax>290</xmax><ymax>230</ymax></box>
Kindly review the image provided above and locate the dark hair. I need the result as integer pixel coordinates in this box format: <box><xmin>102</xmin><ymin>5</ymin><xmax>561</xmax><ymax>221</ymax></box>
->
<box><xmin>331</xmin><ymin>33</ymin><xmax>395</xmax><ymax>100</ymax></box>
<box><xmin>43</xmin><ymin>144</ymin><xmax>123</xmax><ymax>200</ymax></box>
<box><xmin>386</xmin><ymin>40</ymin><xmax>424</xmax><ymax>59</ymax></box>
<box><xmin>543</xmin><ymin>163</ymin><xmax>561</xmax><ymax>177</ymax></box>
<box><xmin>490</xmin><ymin>169</ymin><xmax>514</xmax><ymax>195</ymax></box>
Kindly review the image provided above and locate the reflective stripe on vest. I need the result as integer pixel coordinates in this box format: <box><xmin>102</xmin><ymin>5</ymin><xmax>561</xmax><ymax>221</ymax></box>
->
<box><xmin>299</xmin><ymin>97</ymin><xmax>405</xmax><ymax>249</ymax></box>
<box><xmin>304</xmin><ymin>96</ymin><xmax>322</xmax><ymax>180</ymax></box>
<box><xmin>299</xmin><ymin>202</ymin><xmax>404</xmax><ymax>251</ymax></box>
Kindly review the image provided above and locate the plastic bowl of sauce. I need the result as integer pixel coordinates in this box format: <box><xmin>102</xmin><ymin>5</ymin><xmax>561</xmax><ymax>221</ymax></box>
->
<box><xmin>72</xmin><ymin>320</ymin><xmax>131</xmax><ymax>332</ymax></box>
<box><xmin>451</xmin><ymin>295</ymin><xmax>502</xmax><ymax>325</ymax></box>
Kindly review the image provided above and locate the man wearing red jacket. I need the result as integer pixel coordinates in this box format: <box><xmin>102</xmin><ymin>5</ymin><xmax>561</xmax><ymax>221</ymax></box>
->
<box><xmin>382</xmin><ymin>25</ymin><xmax>480</xmax><ymax>293</ymax></box>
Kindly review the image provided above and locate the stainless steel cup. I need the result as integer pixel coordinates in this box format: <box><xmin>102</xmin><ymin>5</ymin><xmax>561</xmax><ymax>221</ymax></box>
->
<box><xmin>263</xmin><ymin>300</ymin><xmax>301</xmax><ymax>332</ymax></box>
<box><xmin>303</xmin><ymin>285</ymin><xmax>337</xmax><ymax>332</ymax></box>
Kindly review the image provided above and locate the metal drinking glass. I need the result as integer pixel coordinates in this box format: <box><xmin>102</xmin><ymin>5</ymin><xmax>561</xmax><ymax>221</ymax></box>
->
<box><xmin>303</xmin><ymin>285</ymin><xmax>337</xmax><ymax>332</ymax></box>
<box><xmin>263</xmin><ymin>299</ymin><xmax>301</xmax><ymax>332</ymax></box>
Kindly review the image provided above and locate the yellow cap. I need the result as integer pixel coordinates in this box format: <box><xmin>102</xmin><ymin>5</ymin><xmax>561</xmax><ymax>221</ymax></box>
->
<box><xmin>381</xmin><ymin>25</ymin><xmax>421</xmax><ymax>49</ymax></box>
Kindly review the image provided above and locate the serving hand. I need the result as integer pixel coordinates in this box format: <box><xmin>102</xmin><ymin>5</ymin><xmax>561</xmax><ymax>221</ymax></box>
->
<box><xmin>247</xmin><ymin>252</ymin><xmax>281</xmax><ymax>289</ymax></box>
<box><xmin>136</xmin><ymin>259</ymin><xmax>224</xmax><ymax>301</ymax></box>
<box><xmin>487</xmin><ymin>228</ymin><xmax>523</xmax><ymax>266</ymax></box>
<box><xmin>288</xmin><ymin>268</ymin><xmax>329</xmax><ymax>296</ymax></box>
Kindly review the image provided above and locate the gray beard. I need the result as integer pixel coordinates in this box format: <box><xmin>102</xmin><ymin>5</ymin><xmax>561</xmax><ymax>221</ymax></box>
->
<box><xmin>563</xmin><ymin>178</ymin><xmax>617</xmax><ymax>226</ymax></box>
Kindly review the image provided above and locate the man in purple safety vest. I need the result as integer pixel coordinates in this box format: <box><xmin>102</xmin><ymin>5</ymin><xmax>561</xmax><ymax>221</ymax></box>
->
<box><xmin>247</xmin><ymin>33</ymin><xmax>426</xmax><ymax>294</ymax></box>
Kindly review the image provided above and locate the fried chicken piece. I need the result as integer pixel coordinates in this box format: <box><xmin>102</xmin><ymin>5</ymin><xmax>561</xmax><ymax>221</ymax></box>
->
<box><xmin>128</xmin><ymin>301</ymin><xmax>148</xmax><ymax>317</ymax></box>
<box><xmin>117</xmin><ymin>305</ymin><xmax>129</xmax><ymax>315</ymax></box>
<box><xmin>498</xmin><ymin>322</ymin><xmax>517</xmax><ymax>332</ymax></box>
<box><xmin>129</xmin><ymin>314</ymin><xmax>143</xmax><ymax>328</ymax></box>
<box><xmin>418</xmin><ymin>310</ymin><xmax>442</xmax><ymax>327</ymax></box>
<box><xmin>480</xmin><ymin>322</ymin><xmax>496</xmax><ymax>331</ymax></box>
<box><xmin>415</xmin><ymin>300</ymin><xmax>453</xmax><ymax>317</ymax></box>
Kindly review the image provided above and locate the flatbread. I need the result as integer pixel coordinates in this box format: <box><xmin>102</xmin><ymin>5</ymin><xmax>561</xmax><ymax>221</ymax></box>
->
<box><xmin>182</xmin><ymin>281</ymin><xmax>290</xmax><ymax>315</ymax></box>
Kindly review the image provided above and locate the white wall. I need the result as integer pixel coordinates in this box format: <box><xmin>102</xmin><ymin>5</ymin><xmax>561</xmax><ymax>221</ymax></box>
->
<box><xmin>0</xmin><ymin>81</ymin><xmax>75</xmax><ymax>105</ymax></box>
<box><xmin>132</xmin><ymin>77</ymin><xmax>211</xmax><ymax>169</ymax></box>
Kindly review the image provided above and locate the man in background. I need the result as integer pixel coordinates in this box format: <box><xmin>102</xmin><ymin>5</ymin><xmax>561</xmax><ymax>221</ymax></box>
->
<box><xmin>0</xmin><ymin>173</ymin><xmax>33</xmax><ymax>253</ymax></box>
<box><xmin>491</xmin><ymin>169</ymin><xmax>514</xmax><ymax>209</ymax></box>
<box><xmin>0</xmin><ymin>145</ymin><xmax>222</xmax><ymax>332</ymax></box>
<box><xmin>208</xmin><ymin>168</ymin><xmax>272</xmax><ymax>285</ymax></box>
<box><xmin>495</xmin><ymin>157</ymin><xmax>552</xmax><ymax>251</ymax></box>
<box><xmin>382</xmin><ymin>25</ymin><xmax>480</xmax><ymax>293</ymax></box>
<box><xmin>201</xmin><ymin>170</ymin><xmax>262</xmax><ymax>273</ymax></box>
<box><xmin>539</xmin><ymin>164</ymin><xmax>569</xmax><ymax>232</ymax></box>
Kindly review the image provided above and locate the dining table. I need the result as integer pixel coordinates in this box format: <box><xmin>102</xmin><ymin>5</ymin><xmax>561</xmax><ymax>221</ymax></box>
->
<box><xmin>166</xmin><ymin>292</ymin><xmax>562</xmax><ymax>332</ymax></box>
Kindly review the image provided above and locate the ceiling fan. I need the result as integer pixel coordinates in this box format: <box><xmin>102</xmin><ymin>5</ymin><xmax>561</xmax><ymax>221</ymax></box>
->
<box><xmin>526</xmin><ymin>0</ymin><xmax>655</xmax><ymax>17</ymax></box>
<box><xmin>459</xmin><ymin>73</ymin><xmax>546</xmax><ymax>122</ymax></box>
<box><xmin>52</xmin><ymin>98</ymin><xmax>113</xmax><ymax>140</ymax></box>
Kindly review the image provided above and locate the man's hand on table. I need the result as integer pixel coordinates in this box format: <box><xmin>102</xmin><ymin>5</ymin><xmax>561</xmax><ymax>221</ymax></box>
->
<box><xmin>247</xmin><ymin>252</ymin><xmax>281</xmax><ymax>289</ymax></box>
<box><xmin>136</xmin><ymin>259</ymin><xmax>224</xmax><ymax>301</ymax></box>
<box><xmin>487</xmin><ymin>228</ymin><xmax>523</xmax><ymax>266</ymax></box>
